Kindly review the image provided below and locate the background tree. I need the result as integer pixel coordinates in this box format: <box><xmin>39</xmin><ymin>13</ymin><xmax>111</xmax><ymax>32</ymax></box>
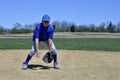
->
<box><xmin>97</xmin><ymin>23</ymin><xmax>106</xmax><ymax>32</ymax></box>
<box><xmin>117</xmin><ymin>22</ymin><xmax>120</xmax><ymax>32</ymax></box>
<box><xmin>52</xmin><ymin>21</ymin><xmax>61</xmax><ymax>32</ymax></box>
<box><xmin>107</xmin><ymin>22</ymin><xmax>115</xmax><ymax>33</ymax></box>
<box><xmin>0</xmin><ymin>26</ymin><xmax>6</xmax><ymax>34</ymax></box>
<box><xmin>13</xmin><ymin>23</ymin><xmax>22</xmax><ymax>29</ymax></box>
<box><xmin>1</xmin><ymin>21</ymin><xmax>120</xmax><ymax>33</ymax></box>
<box><xmin>89</xmin><ymin>24</ymin><xmax>96</xmax><ymax>32</ymax></box>
<box><xmin>53</xmin><ymin>25</ymin><xmax>56</xmax><ymax>31</ymax></box>
<box><xmin>61</xmin><ymin>21</ymin><xmax>69</xmax><ymax>32</ymax></box>
<box><xmin>70</xmin><ymin>24</ymin><xmax>76</xmax><ymax>32</ymax></box>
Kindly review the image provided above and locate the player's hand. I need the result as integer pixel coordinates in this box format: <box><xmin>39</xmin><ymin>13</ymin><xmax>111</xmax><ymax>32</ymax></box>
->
<box><xmin>35</xmin><ymin>51</ymin><xmax>40</xmax><ymax>58</ymax></box>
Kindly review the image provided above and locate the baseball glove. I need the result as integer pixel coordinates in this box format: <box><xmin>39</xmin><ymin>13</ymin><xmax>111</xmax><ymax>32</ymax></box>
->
<box><xmin>42</xmin><ymin>52</ymin><xmax>53</xmax><ymax>63</ymax></box>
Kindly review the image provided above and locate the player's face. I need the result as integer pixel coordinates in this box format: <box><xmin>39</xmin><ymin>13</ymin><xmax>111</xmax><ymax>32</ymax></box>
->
<box><xmin>42</xmin><ymin>21</ymin><xmax>49</xmax><ymax>27</ymax></box>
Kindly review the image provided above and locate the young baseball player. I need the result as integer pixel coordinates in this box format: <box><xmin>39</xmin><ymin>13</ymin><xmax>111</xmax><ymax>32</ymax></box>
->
<box><xmin>22</xmin><ymin>14</ymin><xmax>60</xmax><ymax>70</ymax></box>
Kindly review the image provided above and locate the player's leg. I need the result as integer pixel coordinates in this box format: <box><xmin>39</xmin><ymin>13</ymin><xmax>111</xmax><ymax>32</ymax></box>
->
<box><xmin>22</xmin><ymin>41</ymin><xmax>36</xmax><ymax>70</ymax></box>
<box><xmin>44</xmin><ymin>41</ymin><xmax>60</xmax><ymax>69</ymax></box>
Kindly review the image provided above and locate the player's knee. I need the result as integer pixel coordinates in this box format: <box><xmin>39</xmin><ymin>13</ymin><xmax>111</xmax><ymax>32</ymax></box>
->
<box><xmin>52</xmin><ymin>48</ymin><xmax>57</xmax><ymax>52</ymax></box>
<box><xmin>29</xmin><ymin>50</ymin><xmax>35</xmax><ymax>57</ymax></box>
<box><xmin>51</xmin><ymin>50</ymin><xmax>57</xmax><ymax>56</ymax></box>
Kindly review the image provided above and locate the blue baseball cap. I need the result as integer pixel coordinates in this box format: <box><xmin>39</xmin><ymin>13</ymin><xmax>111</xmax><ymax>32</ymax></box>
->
<box><xmin>42</xmin><ymin>14</ymin><xmax>50</xmax><ymax>22</ymax></box>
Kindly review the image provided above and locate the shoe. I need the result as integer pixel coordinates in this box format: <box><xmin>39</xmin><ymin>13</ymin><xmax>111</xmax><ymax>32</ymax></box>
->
<box><xmin>22</xmin><ymin>62</ymin><xmax>28</xmax><ymax>70</ymax></box>
<box><xmin>54</xmin><ymin>62</ymin><xmax>60</xmax><ymax>69</ymax></box>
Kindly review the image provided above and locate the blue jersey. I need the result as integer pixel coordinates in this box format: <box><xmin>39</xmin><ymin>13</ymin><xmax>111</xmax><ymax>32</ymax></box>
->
<box><xmin>33</xmin><ymin>23</ymin><xmax>54</xmax><ymax>41</ymax></box>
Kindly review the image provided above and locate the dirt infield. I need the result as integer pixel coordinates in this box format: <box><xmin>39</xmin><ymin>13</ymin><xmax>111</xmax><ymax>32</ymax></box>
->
<box><xmin>0</xmin><ymin>50</ymin><xmax>120</xmax><ymax>80</ymax></box>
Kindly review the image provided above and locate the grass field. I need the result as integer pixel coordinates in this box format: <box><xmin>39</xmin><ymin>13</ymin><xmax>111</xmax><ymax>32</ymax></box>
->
<box><xmin>0</xmin><ymin>38</ymin><xmax>120</xmax><ymax>51</ymax></box>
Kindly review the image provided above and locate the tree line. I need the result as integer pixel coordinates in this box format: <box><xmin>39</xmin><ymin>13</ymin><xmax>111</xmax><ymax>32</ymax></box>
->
<box><xmin>0</xmin><ymin>21</ymin><xmax>120</xmax><ymax>34</ymax></box>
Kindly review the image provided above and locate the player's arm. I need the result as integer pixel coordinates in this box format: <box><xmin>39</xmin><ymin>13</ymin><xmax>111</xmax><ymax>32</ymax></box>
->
<box><xmin>35</xmin><ymin>38</ymin><xmax>40</xmax><ymax>58</ymax></box>
<box><xmin>34</xmin><ymin>25</ymin><xmax>40</xmax><ymax>58</ymax></box>
<box><xmin>48</xmin><ymin>38</ymin><xmax>52</xmax><ymax>51</ymax></box>
<box><xmin>48</xmin><ymin>26</ymin><xmax>54</xmax><ymax>51</ymax></box>
<box><xmin>35</xmin><ymin>38</ymin><xmax>39</xmax><ymax>52</ymax></box>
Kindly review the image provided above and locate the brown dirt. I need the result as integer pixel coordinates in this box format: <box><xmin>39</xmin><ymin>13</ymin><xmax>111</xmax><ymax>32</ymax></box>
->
<box><xmin>0</xmin><ymin>50</ymin><xmax>120</xmax><ymax>80</ymax></box>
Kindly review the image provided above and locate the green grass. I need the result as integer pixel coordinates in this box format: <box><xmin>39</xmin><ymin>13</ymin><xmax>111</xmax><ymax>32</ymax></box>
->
<box><xmin>0</xmin><ymin>38</ymin><xmax>120</xmax><ymax>51</ymax></box>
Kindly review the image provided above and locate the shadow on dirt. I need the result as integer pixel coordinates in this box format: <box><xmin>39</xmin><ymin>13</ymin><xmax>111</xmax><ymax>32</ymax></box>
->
<box><xmin>28</xmin><ymin>64</ymin><xmax>54</xmax><ymax>70</ymax></box>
